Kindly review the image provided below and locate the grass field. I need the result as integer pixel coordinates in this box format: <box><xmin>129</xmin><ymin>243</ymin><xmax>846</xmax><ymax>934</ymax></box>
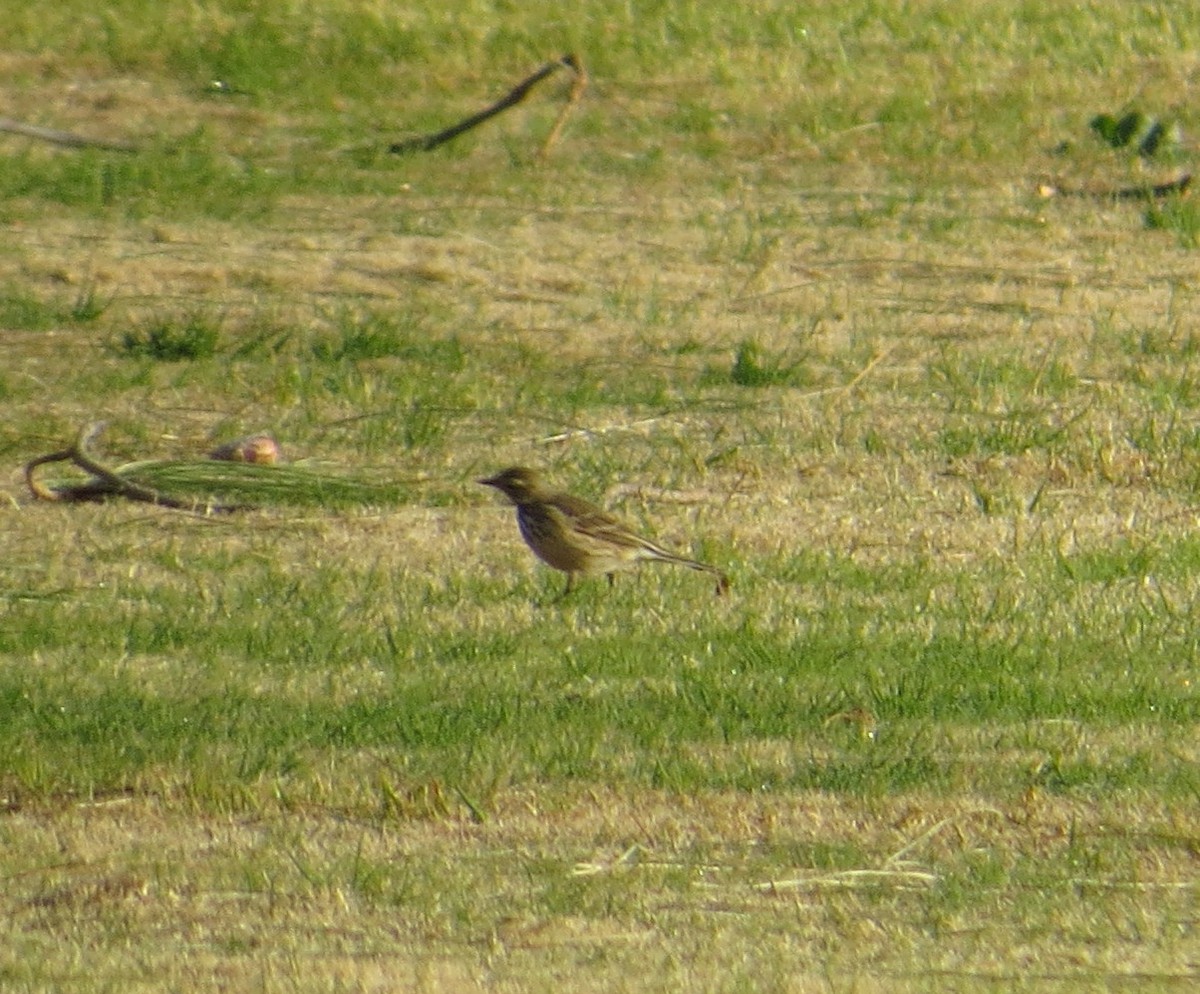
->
<box><xmin>3</xmin><ymin>2</ymin><xmax>1200</xmax><ymax>991</ymax></box>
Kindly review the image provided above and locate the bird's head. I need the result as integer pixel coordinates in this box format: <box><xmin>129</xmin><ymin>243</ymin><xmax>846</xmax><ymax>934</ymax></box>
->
<box><xmin>479</xmin><ymin>466</ymin><xmax>546</xmax><ymax>505</ymax></box>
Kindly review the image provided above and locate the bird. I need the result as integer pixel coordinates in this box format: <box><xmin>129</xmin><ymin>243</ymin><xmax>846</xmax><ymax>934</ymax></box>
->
<box><xmin>479</xmin><ymin>466</ymin><xmax>729</xmax><ymax>598</ymax></box>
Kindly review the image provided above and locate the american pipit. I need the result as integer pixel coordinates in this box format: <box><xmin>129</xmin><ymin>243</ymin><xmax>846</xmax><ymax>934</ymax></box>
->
<box><xmin>479</xmin><ymin>466</ymin><xmax>729</xmax><ymax>597</ymax></box>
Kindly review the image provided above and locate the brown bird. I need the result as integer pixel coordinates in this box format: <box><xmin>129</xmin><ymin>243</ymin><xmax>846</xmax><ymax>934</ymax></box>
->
<box><xmin>479</xmin><ymin>466</ymin><xmax>729</xmax><ymax>597</ymax></box>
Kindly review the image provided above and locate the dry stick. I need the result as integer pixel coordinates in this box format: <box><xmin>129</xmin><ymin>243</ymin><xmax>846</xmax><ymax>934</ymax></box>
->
<box><xmin>1109</xmin><ymin>173</ymin><xmax>1192</xmax><ymax>200</ymax></box>
<box><xmin>751</xmin><ymin>868</ymin><xmax>939</xmax><ymax>892</ymax></box>
<box><xmin>792</xmin><ymin>347</ymin><xmax>893</xmax><ymax>402</ymax></box>
<box><xmin>24</xmin><ymin>423</ymin><xmax>237</xmax><ymax>512</ymax></box>
<box><xmin>24</xmin><ymin>444</ymin><xmax>88</xmax><ymax>503</ymax></box>
<box><xmin>63</xmin><ymin>423</ymin><xmax>167</xmax><ymax>504</ymax></box>
<box><xmin>538</xmin><ymin>54</ymin><xmax>587</xmax><ymax>158</ymax></box>
<box><xmin>536</xmin><ymin>415</ymin><xmax>671</xmax><ymax>445</ymax></box>
<box><xmin>883</xmin><ymin>807</ymin><xmax>1004</xmax><ymax>867</ymax></box>
<box><xmin>390</xmin><ymin>54</ymin><xmax>581</xmax><ymax>154</ymax></box>
<box><xmin>26</xmin><ymin>422</ymin><xmax>176</xmax><ymax>506</ymax></box>
<box><xmin>0</xmin><ymin>117</ymin><xmax>137</xmax><ymax>153</ymax></box>
<box><xmin>1040</xmin><ymin>172</ymin><xmax>1192</xmax><ymax>201</ymax></box>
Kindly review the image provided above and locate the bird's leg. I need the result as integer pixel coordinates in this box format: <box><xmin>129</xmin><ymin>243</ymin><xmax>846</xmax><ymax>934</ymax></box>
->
<box><xmin>606</xmin><ymin>572</ymin><xmax>616</xmax><ymax>588</ymax></box>
<box><xmin>546</xmin><ymin>575</ymin><xmax>574</xmax><ymax>605</ymax></box>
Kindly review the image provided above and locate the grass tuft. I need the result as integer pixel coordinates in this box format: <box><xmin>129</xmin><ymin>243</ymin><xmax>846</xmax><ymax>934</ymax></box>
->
<box><xmin>726</xmin><ymin>340</ymin><xmax>807</xmax><ymax>388</ymax></box>
<box><xmin>1145</xmin><ymin>197</ymin><xmax>1200</xmax><ymax>248</ymax></box>
<box><xmin>120</xmin><ymin>312</ymin><xmax>222</xmax><ymax>360</ymax></box>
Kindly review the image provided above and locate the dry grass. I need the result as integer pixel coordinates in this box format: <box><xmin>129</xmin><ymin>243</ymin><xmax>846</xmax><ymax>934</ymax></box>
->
<box><xmin>3</xmin><ymin>785</ymin><xmax>1198</xmax><ymax>992</ymax></box>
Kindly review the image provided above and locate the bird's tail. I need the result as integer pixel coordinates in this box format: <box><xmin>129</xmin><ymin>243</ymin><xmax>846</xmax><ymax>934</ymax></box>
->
<box><xmin>645</xmin><ymin>545</ymin><xmax>730</xmax><ymax>595</ymax></box>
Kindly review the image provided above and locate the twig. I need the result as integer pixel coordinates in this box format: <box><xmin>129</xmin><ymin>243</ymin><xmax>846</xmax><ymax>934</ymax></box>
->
<box><xmin>883</xmin><ymin>807</ymin><xmax>1004</xmax><ymax>867</ymax></box>
<box><xmin>1037</xmin><ymin>173</ymin><xmax>1192</xmax><ymax>201</ymax></box>
<box><xmin>536</xmin><ymin>415</ymin><xmax>673</xmax><ymax>445</ymax></box>
<box><xmin>538</xmin><ymin>54</ymin><xmax>587</xmax><ymax>158</ymax></box>
<box><xmin>1067</xmin><ymin>878</ymin><xmax>1200</xmax><ymax>890</ymax></box>
<box><xmin>24</xmin><ymin>423</ymin><xmax>240</xmax><ymax>512</ymax></box>
<box><xmin>734</xmin><ymin>807</ymin><xmax>1005</xmax><ymax>896</ymax></box>
<box><xmin>606</xmin><ymin>484</ymin><xmax>723</xmax><ymax>506</ymax></box>
<box><xmin>390</xmin><ymin>54</ymin><xmax>583</xmax><ymax>154</ymax></box>
<box><xmin>839</xmin><ymin>348</ymin><xmax>892</xmax><ymax>394</ymax></box>
<box><xmin>0</xmin><ymin>117</ymin><xmax>137</xmax><ymax>153</ymax></box>
<box><xmin>1112</xmin><ymin>173</ymin><xmax>1192</xmax><ymax>200</ymax></box>
<box><xmin>24</xmin><ymin>423</ymin><xmax>137</xmax><ymax>503</ymax></box>
<box><xmin>793</xmin><ymin>347</ymin><xmax>893</xmax><ymax>401</ymax></box>
<box><xmin>572</xmin><ymin>845</ymin><xmax>643</xmax><ymax>876</ymax></box>
<box><xmin>751</xmin><ymin>868</ymin><xmax>939</xmax><ymax>892</ymax></box>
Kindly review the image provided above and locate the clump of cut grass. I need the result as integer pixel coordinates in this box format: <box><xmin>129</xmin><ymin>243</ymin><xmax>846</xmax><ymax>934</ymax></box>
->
<box><xmin>115</xmin><ymin>459</ymin><xmax>415</xmax><ymax>510</ymax></box>
<box><xmin>24</xmin><ymin>422</ymin><xmax>417</xmax><ymax>512</ymax></box>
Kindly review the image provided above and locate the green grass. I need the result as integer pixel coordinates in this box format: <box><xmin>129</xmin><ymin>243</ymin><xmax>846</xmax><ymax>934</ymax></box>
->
<box><xmin>5</xmin><ymin>1</ymin><xmax>1200</xmax><ymax>990</ymax></box>
<box><xmin>1145</xmin><ymin>196</ymin><xmax>1200</xmax><ymax>248</ymax></box>
<box><xmin>120</xmin><ymin>311</ymin><xmax>222</xmax><ymax>360</ymax></box>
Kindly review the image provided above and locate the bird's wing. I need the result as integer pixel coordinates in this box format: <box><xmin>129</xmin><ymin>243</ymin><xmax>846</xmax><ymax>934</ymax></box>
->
<box><xmin>548</xmin><ymin>493</ymin><xmax>648</xmax><ymax>550</ymax></box>
<box><xmin>549</xmin><ymin>491</ymin><xmax>727</xmax><ymax>588</ymax></box>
